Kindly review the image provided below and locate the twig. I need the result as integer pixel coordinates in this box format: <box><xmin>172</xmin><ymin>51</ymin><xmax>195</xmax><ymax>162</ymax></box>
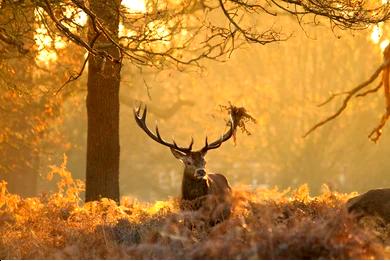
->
<box><xmin>55</xmin><ymin>53</ymin><xmax>90</xmax><ymax>95</ymax></box>
<box><xmin>317</xmin><ymin>91</ymin><xmax>350</xmax><ymax>107</ymax></box>
<box><xmin>368</xmin><ymin>113</ymin><xmax>389</xmax><ymax>143</ymax></box>
<box><xmin>356</xmin><ymin>81</ymin><xmax>383</xmax><ymax>97</ymax></box>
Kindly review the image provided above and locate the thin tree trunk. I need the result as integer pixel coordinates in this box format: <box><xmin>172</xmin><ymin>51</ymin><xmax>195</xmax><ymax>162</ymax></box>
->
<box><xmin>85</xmin><ymin>0</ymin><xmax>121</xmax><ymax>203</ymax></box>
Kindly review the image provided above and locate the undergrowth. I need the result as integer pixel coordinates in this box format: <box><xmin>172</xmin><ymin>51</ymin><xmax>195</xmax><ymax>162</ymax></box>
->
<box><xmin>0</xmin><ymin>157</ymin><xmax>389</xmax><ymax>259</ymax></box>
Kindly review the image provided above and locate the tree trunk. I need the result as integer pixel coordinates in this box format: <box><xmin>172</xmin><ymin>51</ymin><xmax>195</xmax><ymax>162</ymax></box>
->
<box><xmin>85</xmin><ymin>0</ymin><xmax>121</xmax><ymax>203</ymax></box>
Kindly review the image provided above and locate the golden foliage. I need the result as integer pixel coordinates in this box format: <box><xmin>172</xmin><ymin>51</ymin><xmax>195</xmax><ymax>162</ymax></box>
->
<box><xmin>0</xmin><ymin>89</ymin><xmax>66</xmax><ymax>180</ymax></box>
<box><xmin>0</xmin><ymin>164</ymin><xmax>389</xmax><ymax>259</ymax></box>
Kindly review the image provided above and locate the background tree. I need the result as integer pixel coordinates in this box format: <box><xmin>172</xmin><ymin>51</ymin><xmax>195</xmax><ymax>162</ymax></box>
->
<box><xmin>0</xmin><ymin>1</ymin><xmax>38</xmax><ymax>196</ymax></box>
<box><xmin>0</xmin><ymin>0</ymin><xmax>85</xmax><ymax>196</ymax></box>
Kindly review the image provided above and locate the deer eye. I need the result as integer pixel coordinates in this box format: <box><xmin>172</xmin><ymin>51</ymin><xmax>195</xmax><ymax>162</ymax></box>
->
<box><xmin>186</xmin><ymin>161</ymin><xmax>191</xmax><ymax>165</ymax></box>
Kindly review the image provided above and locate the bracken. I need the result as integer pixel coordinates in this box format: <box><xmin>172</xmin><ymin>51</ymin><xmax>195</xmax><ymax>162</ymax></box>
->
<box><xmin>0</xmin><ymin>168</ymin><xmax>389</xmax><ymax>259</ymax></box>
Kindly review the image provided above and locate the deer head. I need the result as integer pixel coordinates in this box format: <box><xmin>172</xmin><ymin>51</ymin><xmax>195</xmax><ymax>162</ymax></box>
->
<box><xmin>133</xmin><ymin>105</ymin><xmax>235</xmax><ymax>201</ymax></box>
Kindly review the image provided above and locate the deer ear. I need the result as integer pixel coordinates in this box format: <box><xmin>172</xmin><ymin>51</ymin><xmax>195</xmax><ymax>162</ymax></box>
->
<box><xmin>170</xmin><ymin>148</ymin><xmax>186</xmax><ymax>161</ymax></box>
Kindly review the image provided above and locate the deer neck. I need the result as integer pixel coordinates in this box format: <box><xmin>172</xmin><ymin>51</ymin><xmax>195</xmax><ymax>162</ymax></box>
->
<box><xmin>181</xmin><ymin>167</ymin><xmax>208</xmax><ymax>201</ymax></box>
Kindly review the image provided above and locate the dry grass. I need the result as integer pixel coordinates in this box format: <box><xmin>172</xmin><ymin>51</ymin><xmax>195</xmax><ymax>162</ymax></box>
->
<box><xmin>1</xmin><ymin>160</ymin><xmax>389</xmax><ymax>259</ymax></box>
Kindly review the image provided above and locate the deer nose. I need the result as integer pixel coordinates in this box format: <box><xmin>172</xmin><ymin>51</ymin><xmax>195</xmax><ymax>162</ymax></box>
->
<box><xmin>196</xmin><ymin>169</ymin><xmax>206</xmax><ymax>178</ymax></box>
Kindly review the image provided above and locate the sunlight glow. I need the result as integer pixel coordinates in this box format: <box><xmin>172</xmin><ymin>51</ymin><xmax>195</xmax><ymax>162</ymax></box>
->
<box><xmin>148</xmin><ymin>21</ymin><xmax>170</xmax><ymax>39</ymax></box>
<box><xmin>371</xmin><ymin>23</ymin><xmax>383</xmax><ymax>44</ymax></box>
<box><xmin>122</xmin><ymin>0</ymin><xmax>146</xmax><ymax>13</ymax></box>
<box><xmin>380</xmin><ymin>39</ymin><xmax>390</xmax><ymax>51</ymax></box>
<box><xmin>144</xmin><ymin>21</ymin><xmax>172</xmax><ymax>52</ymax></box>
<box><xmin>147</xmin><ymin>201</ymin><xmax>170</xmax><ymax>214</ymax></box>
<box><xmin>34</xmin><ymin>6</ymin><xmax>87</xmax><ymax>66</ymax></box>
<box><xmin>64</xmin><ymin>7</ymin><xmax>88</xmax><ymax>27</ymax></box>
<box><xmin>35</xmin><ymin>49</ymin><xmax>58</xmax><ymax>65</ymax></box>
<box><xmin>370</xmin><ymin>21</ymin><xmax>390</xmax><ymax>53</ymax></box>
<box><xmin>34</xmin><ymin>8</ymin><xmax>59</xmax><ymax>66</ymax></box>
<box><xmin>119</xmin><ymin>22</ymin><xmax>137</xmax><ymax>38</ymax></box>
<box><xmin>54</xmin><ymin>36</ymin><xmax>67</xmax><ymax>49</ymax></box>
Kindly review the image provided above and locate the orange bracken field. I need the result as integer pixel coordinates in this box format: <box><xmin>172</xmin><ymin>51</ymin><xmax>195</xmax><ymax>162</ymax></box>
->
<box><xmin>0</xmin><ymin>159</ymin><xmax>389</xmax><ymax>259</ymax></box>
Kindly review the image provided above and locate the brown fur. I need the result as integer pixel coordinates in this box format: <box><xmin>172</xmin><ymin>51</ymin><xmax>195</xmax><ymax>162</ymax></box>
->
<box><xmin>347</xmin><ymin>188</ymin><xmax>390</xmax><ymax>223</ymax></box>
<box><xmin>182</xmin><ymin>174</ymin><xmax>208</xmax><ymax>201</ymax></box>
<box><xmin>176</xmin><ymin>151</ymin><xmax>232</xmax><ymax>224</ymax></box>
<box><xmin>206</xmin><ymin>173</ymin><xmax>231</xmax><ymax>195</ymax></box>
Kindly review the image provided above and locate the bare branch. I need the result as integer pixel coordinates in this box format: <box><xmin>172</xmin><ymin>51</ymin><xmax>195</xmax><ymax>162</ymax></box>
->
<box><xmin>317</xmin><ymin>91</ymin><xmax>350</xmax><ymax>107</ymax></box>
<box><xmin>356</xmin><ymin>81</ymin><xmax>383</xmax><ymax>98</ymax></box>
<box><xmin>304</xmin><ymin>60</ymin><xmax>390</xmax><ymax>138</ymax></box>
<box><xmin>368</xmin><ymin>113</ymin><xmax>389</xmax><ymax>143</ymax></box>
<box><xmin>277</xmin><ymin>0</ymin><xmax>390</xmax><ymax>29</ymax></box>
<box><xmin>55</xmin><ymin>53</ymin><xmax>90</xmax><ymax>95</ymax></box>
<box><xmin>219</xmin><ymin>0</ymin><xmax>283</xmax><ymax>44</ymax></box>
<box><xmin>0</xmin><ymin>27</ymin><xmax>29</xmax><ymax>54</ymax></box>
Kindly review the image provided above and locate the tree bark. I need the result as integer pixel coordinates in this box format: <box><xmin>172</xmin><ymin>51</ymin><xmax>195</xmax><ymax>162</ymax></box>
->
<box><xmin>85</xmin><ymin>0</ymin><xmax>121</xmax><ymax>203</ymax></box>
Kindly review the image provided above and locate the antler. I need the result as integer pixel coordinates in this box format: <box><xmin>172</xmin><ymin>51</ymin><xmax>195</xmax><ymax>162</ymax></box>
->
<box><xmin>134</xmin><ymin>104</ymin><xmax>194</xmax><ymax>153</ymax></box>
<box><xmin>201</xmin><ymin>113</ymin><xmax>236</xmax><ymax>153</ymax></box>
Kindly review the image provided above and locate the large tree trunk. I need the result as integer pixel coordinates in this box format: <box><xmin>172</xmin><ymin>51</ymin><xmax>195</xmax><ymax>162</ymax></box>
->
<box><xmin>85</xmin><ymin>0</ymin><xmax>121</xmax><ymax>203</ymax></box>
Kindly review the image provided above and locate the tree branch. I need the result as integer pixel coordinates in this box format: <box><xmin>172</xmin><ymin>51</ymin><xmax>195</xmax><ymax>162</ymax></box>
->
<box><xmin>304</xmin><ymin>60</ymin><xmax>390</xmax><ymax>138</ymax></box>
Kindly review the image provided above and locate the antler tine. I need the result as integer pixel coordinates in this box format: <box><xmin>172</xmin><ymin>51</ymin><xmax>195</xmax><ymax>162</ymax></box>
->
<box><xmin>188</xmin><ymin>137</ymin><xmax>194</xmax><ymax>151</ymax></box>
<box><xmin>134</xmin><ymin>104</ymin><xmax>141</xmax><ymax>117</ymax></box>
<box><xmin>141</xmin><ymin>105</ymin><xmax>147</xmax><ymax>120</ymax></box>
<box><xmin>171</xmin><ymin>139</ymin><xmax>179</xmax><ymax>150</ymax></box>
<box><xmin>155</xmin><ymin>124</ymin><xmax>162</xmax><ymax>139</ymax></box>
<box><xmin>133</xmin><ymin>103</ymin><xmax>192</xmax><ymax>153</ymax></box>
<box><xmin>201</xmin><ymin>115</ymin><xmax>235</xmax><ymax>153</ymax></box>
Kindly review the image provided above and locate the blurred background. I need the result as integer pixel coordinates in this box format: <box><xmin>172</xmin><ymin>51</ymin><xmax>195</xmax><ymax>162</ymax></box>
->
<box><xmin>2</xmin><ymin>1</ymin><xmax>390</xmax><ymax>201</ymax></box>
<box><xmin>67</xmin><ymin>21</ymin><xmax>390</xmax><ymax>201</ymax></box>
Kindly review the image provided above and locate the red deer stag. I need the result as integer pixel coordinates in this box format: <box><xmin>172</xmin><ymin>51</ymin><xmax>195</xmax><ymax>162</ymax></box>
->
<box><xmin>134</xmin><ymin>105</ymin><xmax>234</xmax><ymax>223</ymax></box>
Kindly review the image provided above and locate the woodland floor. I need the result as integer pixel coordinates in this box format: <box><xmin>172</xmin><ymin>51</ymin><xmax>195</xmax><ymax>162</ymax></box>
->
<box><xmin>0</xmin><ymin>164</ymin><xmax>389</xmax><ymax>259</ymax></box>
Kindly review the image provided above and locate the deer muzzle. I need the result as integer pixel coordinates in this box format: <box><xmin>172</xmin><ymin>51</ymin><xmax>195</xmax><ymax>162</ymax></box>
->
<box><xmin>195</xmin><ymin>168</ymin><xmax>206</xmax><ymax>179</ymax></box>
